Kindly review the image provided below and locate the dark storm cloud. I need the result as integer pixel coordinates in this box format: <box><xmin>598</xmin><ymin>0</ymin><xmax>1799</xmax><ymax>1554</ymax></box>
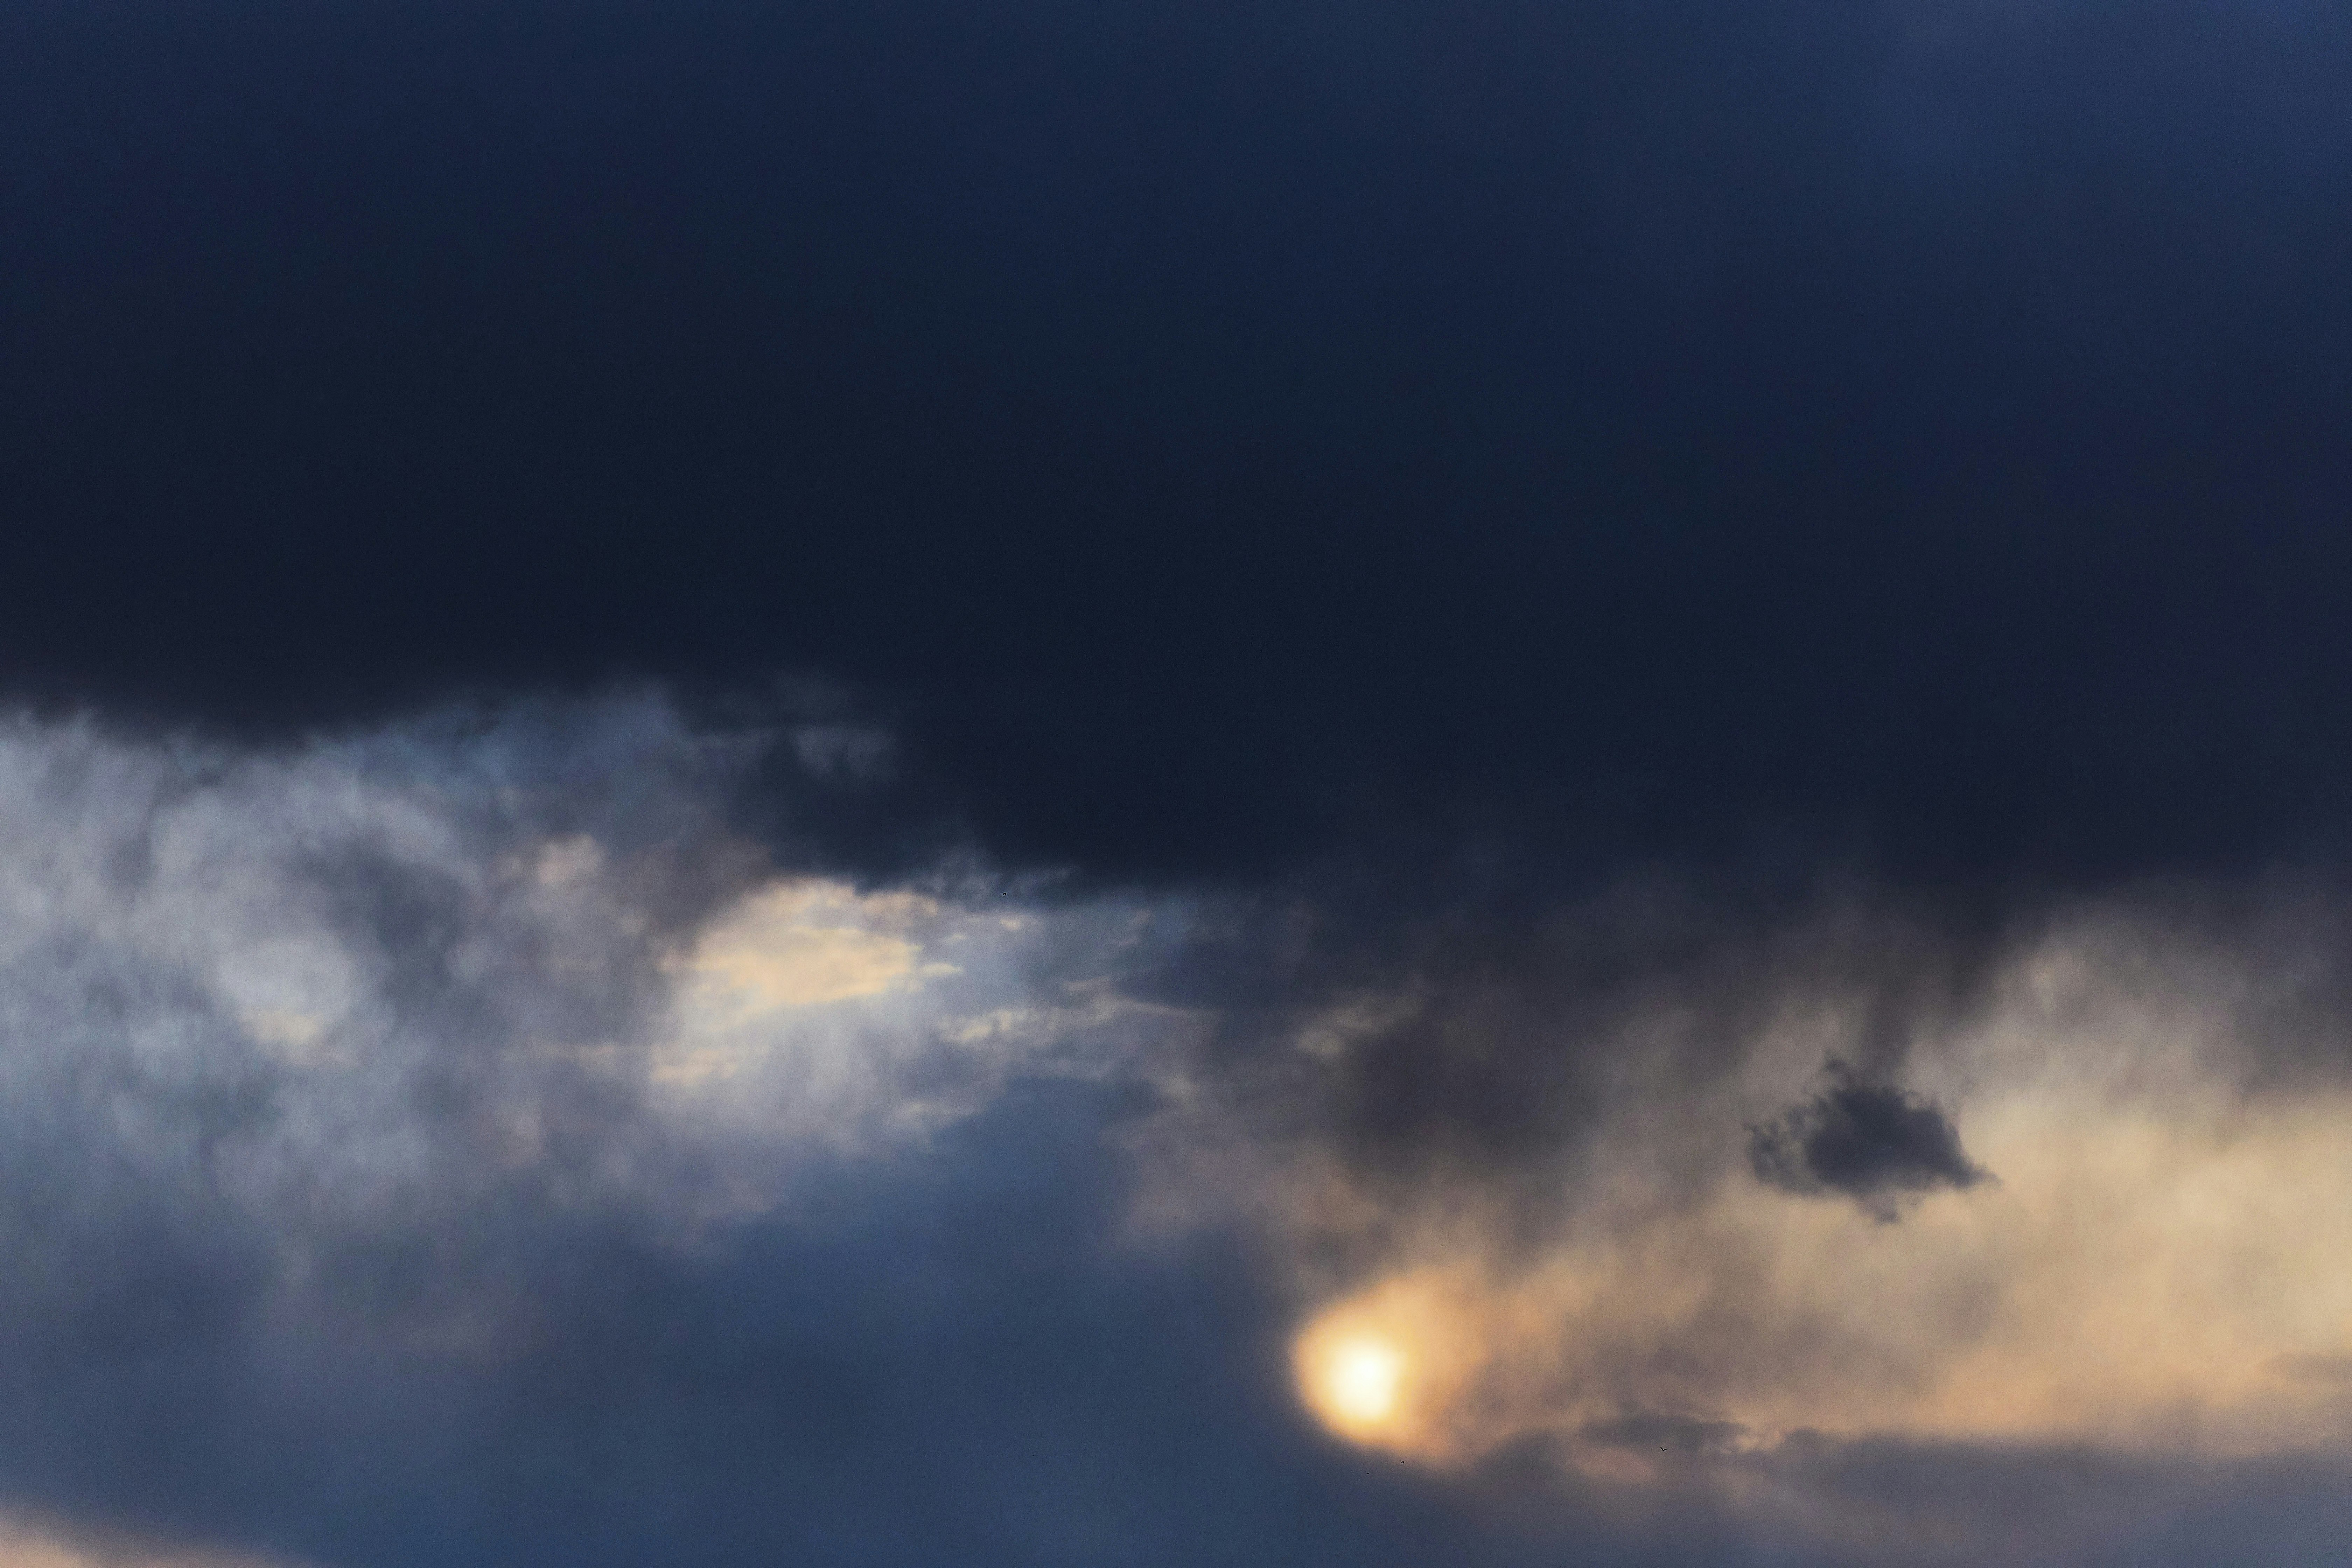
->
<box><xmin>1746</xmin><ymin>1061</ymin><xmax>1989</xmax><ymax>1221</ymax></box>
<box><xmin>1146</xmin><ymin>873</ymin><xmax>1999</xmax><ymax>1209</ymax></box>
<box><xmin>4</xmin><ymin>0</ymin><xmax>2352</xmax><ymax>883</ymax></box>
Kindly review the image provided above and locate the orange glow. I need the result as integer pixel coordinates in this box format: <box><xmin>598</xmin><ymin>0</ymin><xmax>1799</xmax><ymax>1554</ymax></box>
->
<box><xmin>1292</xmin><ymin>1270</ymin><xmax>1498</xmax><ymax>1458</ymax></box>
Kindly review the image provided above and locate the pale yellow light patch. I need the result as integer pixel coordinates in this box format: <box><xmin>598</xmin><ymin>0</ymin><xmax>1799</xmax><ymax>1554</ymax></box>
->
<box><xmin>241</xmin><ymin>1007</ymin><xmax>328</xmax><ymax>1054</ymax></box>
<box><xmin>655</xmin><ymin>878</ymin><xmax>967</xmax><ymax>1088</ymax></box>
<box><xmin>684</xmin><ymin>880</ymin><xmax>948</xmax><ymax>1014</ymax></box>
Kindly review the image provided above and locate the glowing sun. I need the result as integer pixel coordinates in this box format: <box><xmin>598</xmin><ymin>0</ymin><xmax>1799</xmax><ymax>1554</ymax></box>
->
<box><xmin>1303</xmin><ymin>1331</ymin><xmax>1409</xmax><ymax>1438</ymax></box>
<box><xmin>1330</xmin><ymin>1337</ymin><xmax>1405</xmax><ymax>1421</ymax></box>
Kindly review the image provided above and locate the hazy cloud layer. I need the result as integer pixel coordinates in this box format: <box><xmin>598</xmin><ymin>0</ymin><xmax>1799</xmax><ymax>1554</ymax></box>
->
<box><xmin>1</xmin><ymin>701</ymin><xmax>2351</xmax><ymax>1564</ymax></box>
<box><xmin>0</xmin><ymin>701</ymin><xmax>1219</xmax><ymax>1565</ymax></box>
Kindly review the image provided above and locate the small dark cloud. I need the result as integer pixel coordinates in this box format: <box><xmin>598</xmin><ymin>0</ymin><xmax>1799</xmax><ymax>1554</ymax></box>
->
<box><xmin>1748</xmin><ymin>1061</ymin><xmax>1990</xmax><ymax>1221</ymax></box>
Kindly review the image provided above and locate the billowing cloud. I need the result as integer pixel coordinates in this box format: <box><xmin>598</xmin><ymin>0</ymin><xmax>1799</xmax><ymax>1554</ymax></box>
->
<box><xmin>0</xmin><ymin>698</ymin><xmax>1230</xmax><ymax>1565</ymax></box>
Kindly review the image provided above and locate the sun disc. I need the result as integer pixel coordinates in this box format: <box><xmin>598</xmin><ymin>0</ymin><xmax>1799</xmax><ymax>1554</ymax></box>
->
<box><xmin>1323</xmin><ymin>1335</ymin><xmax>1406</xmax><ymax>1428</ymax></box>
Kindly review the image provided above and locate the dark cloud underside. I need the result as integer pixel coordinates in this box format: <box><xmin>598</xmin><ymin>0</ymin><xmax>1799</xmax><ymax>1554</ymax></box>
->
<box><xmin>5</xmin><ymin>0</ymin><xmax>2352</xmax><ymax>881</ymax></box>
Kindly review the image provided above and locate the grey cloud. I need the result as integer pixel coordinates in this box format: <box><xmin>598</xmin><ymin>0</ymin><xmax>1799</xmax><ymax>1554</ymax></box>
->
<box><xmin>0</xmin><ymin>701</ymin><xmax>1595</xmax><ymax>1568</ymax></box>
<box><xmin>1746</xmin><ymin>1060</ymin><xmax>1990</xmax><ymax>1221</ymax></box>
<box><xmin>0</xmin><ymin>701</ymin><xmax>775</xmax><ymax>1553</ymax></box>
<box><xmin>1162</xmin><ymin>876</ymin><xmax>1995</xmax><ymax>1209</ymax></box>
<box><xmin>12</xmin><ymin>698</ymin><xmax>2352</xmax><ymax>1567</ymax></box>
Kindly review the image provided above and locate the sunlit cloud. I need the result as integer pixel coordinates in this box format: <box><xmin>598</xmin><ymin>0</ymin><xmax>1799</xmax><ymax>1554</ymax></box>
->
<box><xmin>1195</xmin><ymin>897</ymin><xmax>2352</xmax><ymax>1471</ymax></box>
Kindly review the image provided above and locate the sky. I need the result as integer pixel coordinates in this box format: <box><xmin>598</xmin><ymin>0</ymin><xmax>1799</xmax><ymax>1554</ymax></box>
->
<box><xmin>4</xmin><ymin>0</ymin><xmax>2352</xmax><ymax>1563</ymax></box>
